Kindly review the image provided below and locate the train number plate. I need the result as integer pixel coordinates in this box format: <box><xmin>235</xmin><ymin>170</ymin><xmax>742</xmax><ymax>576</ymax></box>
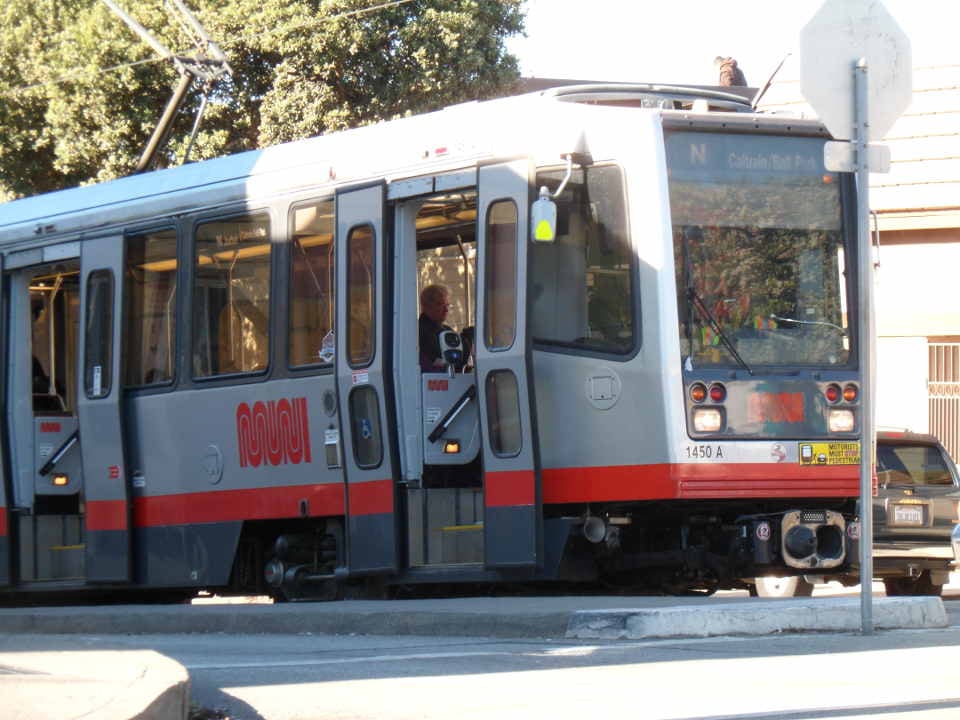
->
<box><xmin>798</xmin><ymin>441</ymin><xmax>860</xmax><ymax>465</ymax></box>
<box><xmin>891</xmin><ymin>504</ymin><xmax>924</xmax><ymax>526</ymax></box>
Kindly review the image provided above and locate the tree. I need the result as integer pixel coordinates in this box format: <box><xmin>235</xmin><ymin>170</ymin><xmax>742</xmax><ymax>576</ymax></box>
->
<box><xmin>0</xmin><ymin>0</ymin><xmax>524</xmax><ymax>200</ymax></box>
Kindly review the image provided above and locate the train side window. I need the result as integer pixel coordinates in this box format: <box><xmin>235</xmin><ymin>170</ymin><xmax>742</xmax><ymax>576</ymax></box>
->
<box><xmin>483</xmin><ymin>200</ymin><xmax>517</xmax><ymax>351</ymax></box>
<box><xmin>347</xmin><ymin>224</ymin><xmax>375</xmax><ymax>367</ymax></box>
<box><xmin>192</xmin><ymin>213</ymin><xmax>271</xmax><ymax>378</ymax></box>
<box><xmin>123</xmin><ymin>228</ymin><xmax>177</xmax><ymax>386</ymax></box>
<box><xmin>289</xmin><ymin>199</ymin><xmax>335</xmax><ymax>367</ymax></box>
<box><xmin>530</xmin><ymin>165</ymin><xmax>634</xmax><ymax>355</ymax></box>
<box><xmin>349</xmin><ymin>385</ymin><xmax>383</xmax><ymax>468</ymax></box>
<box><xmin>485</xmin><ymin>369</ymin><xmax>522</xmax><ymax>456</ymax></box>
<box><xmin>84</xmin><ymin>269</ymin><xmax>114</xmax><ymax>399</ymax></box>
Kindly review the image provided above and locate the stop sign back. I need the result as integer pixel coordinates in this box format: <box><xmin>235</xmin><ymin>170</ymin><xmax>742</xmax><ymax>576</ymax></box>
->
<box><xmin>800</xmin><ymin>0</ymin><xmax>911</xmax><ymax>141</ymax></box>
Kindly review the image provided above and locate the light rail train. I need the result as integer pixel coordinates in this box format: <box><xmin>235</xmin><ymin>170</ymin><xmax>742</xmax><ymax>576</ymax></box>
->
<box><xmin>0</xmin><ymin>83</ymin><xmax>864</xmax><ymax>600</ymax></box>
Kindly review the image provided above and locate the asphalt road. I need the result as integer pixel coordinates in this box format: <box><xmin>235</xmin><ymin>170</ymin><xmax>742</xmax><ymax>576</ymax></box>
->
<box><xmin>3</xmin><ymin>591</ymin><xmax>959</xmax><ymax>720</ymax></box>
<box><xmin>12</xmin><ymin>619</ymin><xmax>960</xmax><ymax>720</ymax></box>
<box><xmin>4</xmin><ymin>582</ymin><xmax>960</xmax><ymax>720</ymax></box>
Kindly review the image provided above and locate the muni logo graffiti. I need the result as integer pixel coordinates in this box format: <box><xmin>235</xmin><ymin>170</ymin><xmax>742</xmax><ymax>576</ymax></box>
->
<box><xmin>236</xmin><ymin>397</ymin><xmax>313</xmax><ymax>468</ymax></box>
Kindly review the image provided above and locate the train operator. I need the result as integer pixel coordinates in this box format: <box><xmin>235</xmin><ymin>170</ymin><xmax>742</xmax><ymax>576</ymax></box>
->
<box><xmin>419</xmin><ymin>284</ymin><xmax>453</xmax><ymax>371</ymax></box>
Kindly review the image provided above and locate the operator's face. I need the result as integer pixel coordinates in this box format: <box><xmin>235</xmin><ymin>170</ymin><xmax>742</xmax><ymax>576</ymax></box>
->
<box><xmin>425</xmin><ymin>293</ymin><xmax>450</xmax><ymax>324</ymax></box>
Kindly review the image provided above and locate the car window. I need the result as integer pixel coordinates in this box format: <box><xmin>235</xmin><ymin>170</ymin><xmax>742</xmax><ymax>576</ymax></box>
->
<box><xmin>877</xmin><ymin>444</ymin><xmax>954</xmax><ymax>487</ymax></box>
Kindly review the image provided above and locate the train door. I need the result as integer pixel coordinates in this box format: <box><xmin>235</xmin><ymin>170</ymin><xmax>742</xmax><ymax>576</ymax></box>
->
<box><xmin>335</xmin><ymin>182</ymin><xmax>399</xmax><ymax>574</ymax></box>
<box><xmin>397</xmin><ymin>178</ymin><xmax>483</xmax><ymax>570</ymax></box>
<box><xmin>0</xmin><ymin>253</ymin><xmax>8</xmax><ymax>586</ymax></box>
<box><xmin>77</xmin><ymin>236</ymin><xmax>131</xmax><ymax>582</ymax></box>
<box><xmin>476</xmin><ymin>160</ymin><xmax>542</xmax><ymax>568</ymax></box>
<box><xmin>4</xmin><ymin>250</ymin><xmax>85</xmax><ymax>584</ymax></box>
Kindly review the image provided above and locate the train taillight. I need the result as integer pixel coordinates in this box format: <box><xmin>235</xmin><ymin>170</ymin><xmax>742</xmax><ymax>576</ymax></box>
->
<box><xmin>708</xmin><ymin>383</ymin><xmax>726</xmax><ymax>403</ymax></box>
<box><xmin>824</xmin><ymin>384</ymin><xmax>841</xmax><ymax>403</ymax></box>
<box><xmin>843</xmin><ymin>384</ymin><xmax>859</xmax><ymax>402</ymax></box>
<box><xmin>689</xmin><ymin>383</ymin><xmax>707</xmax><ymax>403</ymax></box>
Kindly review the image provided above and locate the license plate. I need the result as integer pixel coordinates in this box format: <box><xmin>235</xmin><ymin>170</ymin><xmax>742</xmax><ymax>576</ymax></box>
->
<box><xmin>798</xmin><ymin>441</ymin><xmax>861</xmax><ymax>465</ymax></box>
<box><xmin>892</xmin><ymin>504</ymin><xmax>924</xmax><ymax>526</ymax></box>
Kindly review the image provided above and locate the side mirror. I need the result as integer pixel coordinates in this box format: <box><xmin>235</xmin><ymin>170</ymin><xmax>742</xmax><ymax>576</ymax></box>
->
<box><xmin>531</xmin><ymin>186</ymin><xmax>557</xmax><ymax>243</ymax></box>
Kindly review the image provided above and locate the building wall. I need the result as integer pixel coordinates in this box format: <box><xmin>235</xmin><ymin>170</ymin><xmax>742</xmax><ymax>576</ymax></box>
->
<box><xmin>761</xmin><ymin>59</ymin><xmax>960</xmax><ymax>456</ymax></box>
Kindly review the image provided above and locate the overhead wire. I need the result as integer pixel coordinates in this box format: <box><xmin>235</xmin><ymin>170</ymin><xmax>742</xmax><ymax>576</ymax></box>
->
<box><xmin>0</xmin><ymin>56</ymin><xmax>165</xmax><ymax>99</ymax></box>
<box><xmin>227</xmin><ymin>0</ymin><xmax>417</xmax><ymax>45</ymax></box>
<box><xmin>0</xmin><ymin>0</ymin><xmax>418</xmax><ymax>100</ymax></box>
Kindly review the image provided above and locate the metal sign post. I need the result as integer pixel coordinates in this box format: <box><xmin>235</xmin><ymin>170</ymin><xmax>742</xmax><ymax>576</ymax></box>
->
<box><xmin>854</xmin><ymin>59</ymin><xmax>875</xmax><ymax>634</ymax></box>
<box><xmin>798</xmin><ymin>0</ymin><xmax>911</xmax><ymax>635</ymax></box>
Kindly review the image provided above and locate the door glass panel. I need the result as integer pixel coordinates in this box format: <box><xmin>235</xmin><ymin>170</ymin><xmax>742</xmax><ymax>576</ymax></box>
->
<box><xmin>124</xmin><ymin>229</ymin><xmax>177</xmax><ymax>386</ymax></box>
<box><xmin>31</xmin><ymin>269</ymin><xmax>79</xmax><ymax>413</ymax></box>
<box><xmin>84</xmin><ymin>269</ymin><xmax>114</xmax><ymax>398</ymax></box>
<box><xmin>349</xmin><ymin>385</ymin><xmax>383</xmax><ymax>468</ymax></box>
<box><xmin>483</xmin><ymin>200</ymin><xmax>517</xmax><ymax>350</ymax></box>
<box><xmin>290</xmin><ymin>199</ymin><xmax>335</xmax><ymax>367</ymax></box>
<box><xmin>347</xmin><ymin>224</ymin><xmax>375</xmax><ymax>367</ymax></box>
<box><xmin>485</xmin><ymin>369</ymin><xmax>522</xmax><ymax>457</ymax></box>
<box><xmin>192</xmin><ymin>213</ymin><xmax>271</xmax><ymax>377</ymax></box>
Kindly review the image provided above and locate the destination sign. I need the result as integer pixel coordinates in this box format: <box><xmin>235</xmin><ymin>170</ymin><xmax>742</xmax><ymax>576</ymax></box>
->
<box><xmin>665</xmin><ymin>132</ymin><xmax>830</xmax><ymax>181</ymax></box>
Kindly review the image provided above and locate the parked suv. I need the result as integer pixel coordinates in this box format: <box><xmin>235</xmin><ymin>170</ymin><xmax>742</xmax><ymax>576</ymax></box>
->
<box><xmin>752</xmin><ymin>430</ymin><xmax>959</xmax><ymax>597</ymax></box>
<box><xmin>870</xmin><ymin>430</ymin><xmax>959</xmax><ymax>595</ymax></box>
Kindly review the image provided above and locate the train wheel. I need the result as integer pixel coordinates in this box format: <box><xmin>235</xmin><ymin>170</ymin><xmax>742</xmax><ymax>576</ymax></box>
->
<box><xmin>753</xmin><ymin>576</ymin><xmax>815</xmax><ymax>598</ymax></box>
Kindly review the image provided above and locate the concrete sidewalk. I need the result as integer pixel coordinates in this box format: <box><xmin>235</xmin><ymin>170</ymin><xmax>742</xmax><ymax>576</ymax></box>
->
<box><xmin>0</xmin><ymin>647</ymin><xmax>189</xmax><ymax>720</ymax></box>
<box><xmin>0</xmin><ymin>594</ymin><xmax>948</xmax><ymax>720</ymax></box>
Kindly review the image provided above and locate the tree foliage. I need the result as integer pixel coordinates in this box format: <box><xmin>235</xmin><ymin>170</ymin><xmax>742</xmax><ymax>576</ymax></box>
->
<box><xmin>0</xmin><ymin>0</ymin><xmax>524</xmax><ymax>200</ymax></box>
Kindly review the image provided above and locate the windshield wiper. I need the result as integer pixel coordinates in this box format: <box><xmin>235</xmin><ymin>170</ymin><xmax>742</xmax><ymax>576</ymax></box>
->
<box><xmin>770</xmin><ymin>314</ymin><xmax>847</xmax><ymax>335</ymax></box>
<box><xmin>686</xmin><ymin>287</ymin><xmax>754</xmax><ymax>376</ymax></box>
<box><xmin>679</xmin><ymin>225</ymin><xmax>752</xmax><ymax>375</ymax></box>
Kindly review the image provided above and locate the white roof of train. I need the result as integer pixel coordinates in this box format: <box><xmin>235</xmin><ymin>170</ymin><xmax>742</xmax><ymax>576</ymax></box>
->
<box><xmin>0</xmin><ymin>83</ymin><xmax>761</xmax><ymax>246</ymax></box>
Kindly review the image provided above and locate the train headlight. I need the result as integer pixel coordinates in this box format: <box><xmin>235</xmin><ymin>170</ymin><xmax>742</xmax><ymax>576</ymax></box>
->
<box><xmin>828</xmin><ymin>408</ymin><xmax>855</xmax><ymax>433</ymax></box>
<box><xmin>693</xmin><ymin>407</ymin><xmax>723</xmax><ymax>433</ymax></box>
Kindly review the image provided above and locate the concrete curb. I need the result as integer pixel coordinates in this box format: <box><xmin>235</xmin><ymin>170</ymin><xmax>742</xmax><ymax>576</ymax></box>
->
<box><xmin>565</xmin><ymin>596</ymin><xmax>948</xmax><ymax>639</ymax></box>
<box><xmin>0</xmin><ymin>602</ymin><xmax>575</xmax><ymax>639</ymax></box>
<box><xmin>0</xmin><ymin>649</ymin><xmax>190</xmax><ymax>720</ymax></box>
<box><xmin>0</xmin><ymin>595</ymin><xmax>947</xmax><ymax>641</ymax></box>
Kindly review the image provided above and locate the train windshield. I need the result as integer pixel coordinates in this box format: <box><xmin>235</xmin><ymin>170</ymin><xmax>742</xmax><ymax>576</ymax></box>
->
<box><xmin>666</xmin><ymin>131</ymin><xmax>850</xmax><ymax>369</ymax></box>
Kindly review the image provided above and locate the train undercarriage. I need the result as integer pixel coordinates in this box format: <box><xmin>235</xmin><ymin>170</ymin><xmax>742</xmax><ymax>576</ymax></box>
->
<box><xmin>237</xmin><ymin>494</ymin><xmax>859</xmax><ymax>602</ymax></box>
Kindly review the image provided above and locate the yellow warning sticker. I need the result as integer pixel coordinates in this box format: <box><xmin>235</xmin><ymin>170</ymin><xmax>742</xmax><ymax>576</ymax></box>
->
<box><xmin>798</xmin><ymin>442</ymin><xmax>860</xmax><ymax>466</ymax></box>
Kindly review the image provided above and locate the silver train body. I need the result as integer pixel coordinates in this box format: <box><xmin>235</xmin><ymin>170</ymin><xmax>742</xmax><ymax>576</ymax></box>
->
<box><xmin>0</xmin><ymin>85</ymin><xmax>862</xmax><ymax>599</ymax></box>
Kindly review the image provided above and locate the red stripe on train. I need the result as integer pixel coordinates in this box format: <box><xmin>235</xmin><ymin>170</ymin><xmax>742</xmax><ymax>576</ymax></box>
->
<box><xmin>133</xmin><ymin>483</ymin><xmax>345</xmax><ymax>528</ymax></box>
<box><xmin>485</xmin><ymin>470</ymin><xmax>535</xmax><ymax>507</ymax></box>
<box><xmin>542</xmin><ymin>463</ymin><xmax>859</xmax><ymax>503</ymax></box>
<box><xmin>347</xmin><ymin>479</ymin><xmax>394</xmax><ymax>516</ymax></box>
<box><xmin>103</xmin><ymin>463</ymin><xmax>855</xmax><ymax>529</ymax></box>
<box><xmin>0</xmin><ymin>510</ymin><xmax>7</xmax><ymax>537</ymax></box>
<box><xmin>87</xmin><ymin>499</ymin><xmax>129</xmax><ymax>531</ymax></box>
